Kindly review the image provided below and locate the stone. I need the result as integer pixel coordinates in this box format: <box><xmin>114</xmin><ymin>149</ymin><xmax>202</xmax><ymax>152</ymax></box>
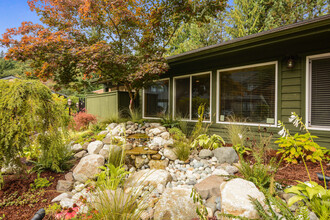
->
<box><xmin>149</xmin><ymin>123</ymin><xmax>161</xmax><ymax>128</ymax></box>
<box><xmin>99</xmin><ymin>148</ymin><xmax>109</xmax><ymax>159</ymax></box>
<box><xmin>148</xmin><ymin>159</ymin><xmax>169</xmax><ymax>169</ymax></box>
<box><xmin>152</xmin><ymin>154</ymin><xmax>162</xmax><ymax>160</ymax></box>
<box><xmin>106</xmin><ymin>123</ymin><xmax>118</xmax><ymax>131</ymax></box>
<box><xmin>71</xmin><ymin>144</ymin><xmax>83</xmax><ymax>152</ymax></box>
<box><xmin>65</xmin><ymin>172</ymin><xmax>74</xmax><ymax>182</ymax></box>
<box><xmin>51</xmin><ymin>192</ymin><xmax>72</xmax><ymax>203</ymax></box>
<box><xmin>309</xmin><ymin>211</ymin><xmax>319</xmax><ymax>220</ymax></box>
<box><xmin>56</xmin><ymin>180</ymin><xmax>73</xmax><ymax>192</ymax></box>
<box><xmin>225</xmin><ymin>165</ymin><xmax>239</xmax><ymax>175</ymax></box>
<box><xmin>102</xmin><ymin>136</ymin><xmax>112</xmax><ymax>145</ymax></box>
<box><xmin>109</xmin><ymin>124</ymin><xmax>125</xmax><ymax>136</ymax></box>
<box><xmin>125</xmin><ymin>143</ymin><xmax>133</xmax><ymax>151</ymax></box>
<box><xmin>199</xmin><ymin>149</ymin><xmax>214</xmax><ymax>159</ymax></box>
<box><xmin>164</xmin><ymin>147</ymin><xmax>177</xmax><ymax>161</ymax></box>
<box><xmin>87</xmin><ymin>140</ymin><xmax>104</xmax><ymax>154</ymax></box>
<box><xmin>125</xmin><ymin>169</ymin><xmax>172</xmax><ymax>188</ymax></box>
<box><xmin>220</xmin><ymin>178</ymin><xmax>266</xmax><ymax>219</ymax></box>
<box><xmin>212</xmin><ymin>168</ymin><xmax>229</xmax><ymax>176</ymax></box>
<box><xmin>213</xmin><ymin>147</ymin><xmax>239</xmax><ymax>164</ymax></box>
<box><xmin>194</xmin><ymin>175</ymin><xmax>225</xmax><ymax>200</ymax></box>
<box><xmin>126</xmin><ymin>147</ymin><xmax>158</xmax><ymax>155</ymax></box>
<box><xmin>74</xmin><ymin>150</ymin><xmax>87</xmax><ymax>159</ymax></box>
<box><xmin>153</xmin><ymin>188</ymin><xmax>199</xmax><ymax>220</ymax></box>
<box><xmin>98</xmin><ymin>130</ymin><xmax>108</xmax><ymax>136</ymax></box>
<box><xmin>160</xmin><ymin>132</ymin><xmax>170</xmax><ymax>140</ymax></box>
<box><xmin>73</xmin><ymin>154</ymin><xmax>105</xmax><ymax>182</ymax></box>
<box><xmin>205</xmin><ymin>196</ymin><xmax>217</xmax><ymax>213</ymax></box>
<box><xmin>60</xmin><ymin>198</ymin><xmax>75</xmax><ymax>208</ymax></box>
<box><xmin>82</xmin><ymin>142</ymin><xmax>89</xmax><ymax>150</ymax></box>
<box><xmin>135</xmin><ymin>156</ymin><xmax>147</xmax><ymax>169</ymax></box>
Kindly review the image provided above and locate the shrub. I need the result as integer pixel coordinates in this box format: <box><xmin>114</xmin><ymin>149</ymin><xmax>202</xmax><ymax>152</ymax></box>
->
<box><xmin>95</xmin><ymin>164</ymin><xmax>130</xmax><ymax>190</ymax></box>
<box><xmin>73</xmin><ymin>111</ymin><xmax>97</xmax><ymax>131</ymax></box>
<box><xmin>174</xmin><ymin>141</ymin><xmax>191</xmax><ymax>161</ymax></box>
<box><xmin>169</xmin><ymin>127</ymin><xmax>186</xmax><ymax>141</ymax></box>
<box><xmin>0</xmin><ymin>80</ymin><xmax>69</xmax><ymax>188</ymax></box>
<box><xmin>30</xmin><ymin>173</ymin><xmax>53</xmax><ymax>189</ymax></box>
<box><xmin>191</xmin><ymin>134</ymin><xmax>225</xmax><ymax>150</ymax></box>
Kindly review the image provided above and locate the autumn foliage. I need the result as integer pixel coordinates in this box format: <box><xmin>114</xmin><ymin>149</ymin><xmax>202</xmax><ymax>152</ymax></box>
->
<box><xmin>0</xmin><ymin>0</ymin><xmax>226</xmax><ymax>110</ymax></box>
<box><xmin>73</xmin><ymin>112</ymin><xmax>97</xmax><ymax>131</ymax></box>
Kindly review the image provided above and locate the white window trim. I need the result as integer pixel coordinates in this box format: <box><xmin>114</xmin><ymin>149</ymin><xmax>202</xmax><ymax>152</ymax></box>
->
<box><xmin>305</xmin><ymin>52</ymin><xmax>330</xmax><ymax>131</ymax></box>
<box><xmin>142</xmin><ymin>78</ymin><xmax>170</xmax><ymax>120</ymax></box>
<box><xmin>216</xmin><ymin>61</ymin><xmax>278</xmax><ymax>127</ymax></box>
<box><xmin>173</xmin><ymin>71</ymin><xmax>212</xmax><ymax>122</ymax></box>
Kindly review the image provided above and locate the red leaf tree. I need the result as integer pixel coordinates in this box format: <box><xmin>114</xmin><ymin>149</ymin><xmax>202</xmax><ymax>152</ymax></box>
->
<box><xmin>1</xmin><ymin>0</ymin><xmax>226</xmax><ymax>112</ymax></box>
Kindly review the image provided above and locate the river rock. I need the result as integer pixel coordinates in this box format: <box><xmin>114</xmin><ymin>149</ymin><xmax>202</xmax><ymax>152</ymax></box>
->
<box><xmin>213</xmin><ymin>147</ymin><xmax>239</xmax><ymax>164</ymax></box>
<box><xmin>73</xmin><ymin>154</ymin><xmax>105</xmax><ymax>182</ymax></box>
<box><xmin>87</xmin><ymin>140</ymin><xmax>104</xmax><ymax>154</ymax></box>
<box><xmin>220</xmin><ymin>178</ymin><xmax>266</xmax><ymax>219</ymax></box>
<box><xmin>153</xmin><ymin>188</ymin><xmax>199</xmax><ymax>220</ymax></box>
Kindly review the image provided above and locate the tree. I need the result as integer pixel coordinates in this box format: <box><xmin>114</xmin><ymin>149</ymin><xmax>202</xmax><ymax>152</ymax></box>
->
<box><xmin>166</xmin><ymin>12</ymin><xmax>228</xmax><ymax>56</ymax></box>
<box><xmin>226</xmin><ymin>0</ymin><xmax>330</xmax><ymax>38</ymax></box>
<box><xmin>1</xmin><ymin>0</ymin><xmax>226</xmax><ymax>112</ymax></box>
<box><xmin>0</xmin><ymin>58</ymin><xmax>33</xmax><ymax>78</ymax></box>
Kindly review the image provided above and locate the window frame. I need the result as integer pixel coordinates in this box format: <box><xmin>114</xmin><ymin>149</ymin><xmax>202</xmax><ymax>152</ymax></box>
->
<box><xmin>216</xmin><ymin>61</ymin><xmax>278</xmax><ymax>127</ymax></box>
<box><xmin>173</xmin><ymin>71</ymin><xmax>212</xmax><ymax>122</ymax></box>
<box><xmin>306</xmin><ymin>52</ymin><xmax>330</xmax><ymax>131</ymax></box>
<box><xmin>142</xmin><ymin>78</ymin><xmax>170</xmax><ymax>119</ymax></box>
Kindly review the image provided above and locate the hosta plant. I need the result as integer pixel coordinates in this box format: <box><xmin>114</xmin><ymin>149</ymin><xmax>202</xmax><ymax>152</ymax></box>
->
<box><xmin>191</xmin><ymin>134</ymin><xmax>225</xmax><ymax>150</ymax></box>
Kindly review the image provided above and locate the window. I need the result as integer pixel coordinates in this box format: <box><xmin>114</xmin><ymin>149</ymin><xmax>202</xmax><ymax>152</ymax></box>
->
<box><xmin>218</xmin><ymin>62</ymin><xmax>277</xmax><ymax>125</ymax></box>
<box><xmin>143</xmin><ymin>79</ymin><xmax>169</xmax><ymax>118</ymax></box>
<box><xmin>174</xmin><ymin>72</ymin><xmax>211</xmax><ymax>121</ymax></box>
<box><xmin>307</xmin><ymin>53</ymin><xmax>330</xmax><ymax>129</ymax></box>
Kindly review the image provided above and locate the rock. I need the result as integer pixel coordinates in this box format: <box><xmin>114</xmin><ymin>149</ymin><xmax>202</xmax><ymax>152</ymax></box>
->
<box><xmin>60</xmin><ymin>198</ymin><xmax>74</xmax><ymax>208</ymax></box>
<box><xmin>71</xmin><ymin>144</ymin><xmax>83</xmax><ymax>152</ymax></box>
<box><xmin>106</xmin><ymin>123</ymin><xmax>118</xmax><ymax>131</ymax></box>
<box><xmin>102</xmin><ymin>136</ymin><xmax>112</xmax><ymax>145</ymax></box>
<box><xmin>74</xmin><ymin>150</ymin><xmax>87</xmax><ymax>159</ymax></box>
<box><xmin>82</xmin><ymin>142</ymin><xmax>89</xmax><ymax>150</ymax></box>
<box><xmin>148</xmin><ymin>159</ymin><xmax>169</xmax><ymax>169</ymax></box>
<box><xmin>213</xmin><ymin>147</ymin><xmax>239</xmax><ymax>164</ymax></box>
<box><xmin>164</xmin><ymin>147</ymin><xmax>177</xmax><ymax>161</ymax></box>
<box><xmin>135</xmin><ymin>156</ymin><xmax>147</xmax><ymax>169</ymax></box>
<box><xmin>73</xmin><ymin>154</ymin><xmax>105</xmax><ymax>182</ymax></box>
<box><xmin>212</xmin><ymin>168</ymin><xmax>230</xmax><ymax>176</ymax></box>
<box><xmin>149</xmin><ymin>123</ymin><xmax>161</xmax><ymax>128</ymax></box>
<box><xmin>152</xmin><ymin>154</ymin><xmax>162</xmax><ymax>160</ymax></box>
<box><xmin>194</xmin><ymin>175</ymin><xmax>225</xmax><ymax>200</ymax></box>
<box><xmin>160</xmin><ymin>132</ymin><xmax>170</xmax><ymax>140</ymax></box>
<box><xmin>153</xmin><ymin>188</ymin><xmax>199</xmax><ymax>220</ymax></box>
<box><xmin>56</xmin><ymin>180</ymin><xmax>73</xmax><ymax>192</ymax></box>
<box><xmin>126</xmin><ymin>147</ymin><xmax>158</xmax><ymax>155</ymax></box>
<box><xmin>225</xmin><ymin>165</ymin><xmax>239</xmax><ymax>175</ymax></box>
<box><xmin>87</xmin><ymin>141</ymin><xmax>104</xmax><ymax>154</ymax></box>
<box><xmin>51</xmin><ymin>192</ymin><xmax>72</xmax><ymax>203</ymax></box>
<box><xmin>148</xmin><ymin>128</ymin><xmax>162</xmax><ymax>136</ymax></box>
<box><xmin>125</xmin><ymin>169</ymin><xmax>172</xmax><ymax>188</ymax></box>
<box><xmin>109</xmin><ymin>124</ymin><xmax>125</xmax><ymax>136</ymax></box>
<box><xmin>99</xmin><ymin>148</ymin><xmax>109</xmax><ymax>159</ymax></box>
<box><xmin>98</xmin><ymin>130</ymin><xmax>108</xmax><ymax>136</ymax></box>
<box><xmin>65</xmin><ymin>172</ymin><xmax>74</xmax><ymax>182</ymax></box>
<box><xmin>309</xmin><ymin>211</ymin><xmax>319</xmax><ymax>220</ymax></box>
<box><xmin>125</xmin><ymin>143</ymin><xmax>133</xmax><ymax>150</ymax></box>
<box><xmin>206</xmin><ymin>207</ymin><xmax>214</xmax><ymax>218</ymax></box>
<box><xmin>199</xmin><ymin>149</ymin><xmax>214</xmax><ymax>159</ymax></box>
<box><xmin>220</xmin><ymin>178</ymin><xmax>266</xmax><ymax>219</ymax></box>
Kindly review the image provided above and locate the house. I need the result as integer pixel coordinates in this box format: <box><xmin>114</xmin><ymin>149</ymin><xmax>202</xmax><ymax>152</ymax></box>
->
<box><xmin>141</xmin><ymin>14</ymin><xmax>330</xmax><ymax>146</ymax></box>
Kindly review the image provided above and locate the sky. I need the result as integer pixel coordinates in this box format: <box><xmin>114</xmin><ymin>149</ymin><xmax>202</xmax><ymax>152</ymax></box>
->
<box><xmin>0</xmin><ymin>0</ymin><xmax>40</xmax><ymax>52</ymax></box>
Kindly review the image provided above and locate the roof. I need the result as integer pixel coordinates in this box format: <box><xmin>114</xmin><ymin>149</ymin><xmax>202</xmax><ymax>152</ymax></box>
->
<box><xmin>167</xmin><ymin>14</ymin><xmax>330</xmax><ymax>63</ymax></box>
<box><xmin>0</xmin><ymin>75</ymin><xmax>20</xmax><ymax>80</ymax></box>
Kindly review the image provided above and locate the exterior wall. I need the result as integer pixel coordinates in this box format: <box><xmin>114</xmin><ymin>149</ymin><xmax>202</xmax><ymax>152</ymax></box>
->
<box><xmin>86</xmin><ymin>91</ymin><xmax>130</xmax><ymax>120</ymax></box>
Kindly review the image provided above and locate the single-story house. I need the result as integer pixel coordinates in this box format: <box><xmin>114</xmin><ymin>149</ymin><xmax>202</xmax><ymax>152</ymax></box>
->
<box><xmin>141</xmin><ymin>14</ymin><xmax>330</xmax><ymax>147</ymax></box>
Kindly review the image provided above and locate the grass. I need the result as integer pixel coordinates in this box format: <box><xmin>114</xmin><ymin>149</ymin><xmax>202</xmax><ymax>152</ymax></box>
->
<box><xmin>225</xmin><ymin>115</ymin><xmax>250</xmax><ymax>146</ymax></box>
<box><xmin>174</xmin><ymin>141</ymin><xmax>191</xmax><ymax>161</ymax></box>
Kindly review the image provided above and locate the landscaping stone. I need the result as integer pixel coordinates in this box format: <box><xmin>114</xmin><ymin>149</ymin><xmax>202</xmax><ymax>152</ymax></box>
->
<box><xmin>73</xmin><ymin>154</ymin><xmax>105</xmax><ymax>182</ymax></box>
<box><xmin>148</xmin><ymin>159</ymin><xmax>169</xmax><ymax>169</ymax></box>
<box><xmin>82</xmin><ymin>142</ymin><xmax>89</xmax><ymax>150</ymax></box>
<box><xmin>213</xmin><ymin>147</ymin><xmax>239</xmax><ymax>164</ymax></box>
<box><xmin>199</xmin><ymin>149</ymin><xmax>214</xmax><ymax>159</ymax></box>
<box><xmin>212</xmin><ymin>168</ymin><xmax>229</xmax><ymax>176</ymax></box>
<box><xmin>71</xmin><ymin>143</ymin><xmax>83</xmax><ymax>152</ymax></box>
<box><xmin>194</xmin><ymin>175</ymin><xmax>225</xmax><ymax>199</ymax></box>
<box><xmin>135</xmin><ymin>156</ymin><xmax>147</xmax><ymax>169</ymax></box>
<box><xmin>51</xmin><ymin>192</ymin><xmax>72</xmax><ymax>203</ymax></box>
<box><xmin>220</xmin><ymin>178</ymin><xmax>266</xmax><ymax>219</ymax></box>
<box><xmin>163</xmin><ymin>147</ymin><xmax>177</xmax><ymax>161</ymax></box>
<box><xmin>109</xmin><ymin>123</ymin><xmax>125</xmax><ymax>136</ymax></box>
<box><xmin>56</xmin><ymin>180</ymin><xmax>73</xmax><ymax>192</ymax></box>
<box><xmin>106</xmin><ymin>123</ymin><xmax>118</xmax><ymax>131</ymax></box>
<box><xmin>65</xmin><ymin>172</ymin><xmax>74</xmax><ymax>182</ymax></box>
<box><xmin>125</xmin><ymin>169</ymin><xmax>172</xmax><ymax>188</ymax></box>
<box><xmin>99</xmin><ymin>148</ymin><xmax>109</xmax><ymax>159</ymax></box>
<box><xmin>152</xmin><ymin>154</ymin><xmax>162</xmax><ymax>160</ymax></box>
<box><xmin>224</xmin><ymin>165</ymin><xmax>239</xmax><ymax>175</ymax></box>
<box><xmin>153</xmin><ymin>188</ymin><xmax>199</xmax><ymax>220</ymax></box>
<box><xmin>126</xmin><ymin>147</ymin><xmax>158</xmax><ymax>155</ymax></box>
<box><xmin>102</xmin><ymin>136</ymin><xmax>112</xmax><ymax>145</ymax></box>
<box><xmin>160</xmin><ymin>131</ymin><xmax>170</xmax><ymax>140</ymax></box>
<box><xmin>60</xmin><ymin>198</ymin><xmax>75</xmax><ymax>208</ymax></box>
<box><xmin>87</xmin><ymin>140</ymin><xmax>104</xmax><ymax>154</ymax></box>
<box><xmin>98</xmin><ymin>130</ymin><xmax>108</xmax><ymax>136</ymax></box>
<box><xmin>74</xmin><ymin>150</ymin><xmax>87</xmax><ymax>159</ymax></box>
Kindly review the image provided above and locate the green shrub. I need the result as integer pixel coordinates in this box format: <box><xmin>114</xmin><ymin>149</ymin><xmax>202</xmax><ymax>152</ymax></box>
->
<box><xmin>160</xmin><ymin>115</ymin><xmax>180</xmax><ymax>128</ymax></box>
<box><xmin>191</xmin><ymin>104</ymin><xmax>209</xmax><ymax>139</ymax></box>
<box><xmin>191</xmin><ymin>134</ymin><xmax>225</xmax><ymax>150</ymax></box>
<box><xmin>174</xmin><ymin>141</ymin><xmax>191</xmax><ymax>161</ymax></box>
<box><xmin>95</xmin><ymin>164</ymin><xmax>130</xmax><ymax>190</ymax></box>
<box><xmin>169</xmin><ymin>127</ymin><xmax>186</xmax><ymax>141</ymax></box>
<box><xmin>30</xmin><ymin>173</ymin><xmax>53</xmax><ymax>189</ymax></box>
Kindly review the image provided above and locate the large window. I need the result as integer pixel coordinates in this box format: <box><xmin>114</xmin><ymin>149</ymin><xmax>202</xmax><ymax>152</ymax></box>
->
<box><xmin>218</xmin><ymin>62</ymin><xmax>277</xmax><ymax>125</ymax></box>
<box><xmin>307</xmin><ymin>53</ymin><xmax>330</xmax><ymax>129</ymax></box>
<box><xmin>143</xmin><ymin>79</ymin><xmax>169</xmax><ymax>118</ymax></box>
<box><xmin>174</xmin><ymin>72</ymin><xmax>211</xmax><ymax>121</ymax></box>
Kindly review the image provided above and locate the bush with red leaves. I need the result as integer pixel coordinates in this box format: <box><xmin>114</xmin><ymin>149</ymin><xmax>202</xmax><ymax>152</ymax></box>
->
<box><xmin>73</xmin><ymin>112</ymin><xmax>97</xmax><ymax>131</ymax></box>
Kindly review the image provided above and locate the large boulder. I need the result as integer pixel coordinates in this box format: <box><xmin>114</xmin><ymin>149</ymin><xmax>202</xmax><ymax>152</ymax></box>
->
<box><xmin>87</xmin><ymin>141</ymin><xmax>104</xmax><ymax>154</ymax></box>
<box><xmin>73</xmin><ymin>154</ymin><xmax>105</xmax><ymax>182</ymax></box>
<box><xmin>213</xmin><ymin>147</ymin><xmax>239</xmax><ymax>164</ymax></box>
<box><xmin>220</xmin><ymin>178</ymin><xmax>266</xmax><ymax>219</ymax></box>
<box><xmin>125</xmin><ymin>169</ymin><xmax>172</xmax><ymax>188</ymax></box>
<box><xmin>153</xmin><ymin>188</ymin><xmax>199</xmax><ymax>220</ymax></box>
<box><xmin>194</xmin><ymin>175</ymin><xmax>225</xmax><ymax>200</ymax></box>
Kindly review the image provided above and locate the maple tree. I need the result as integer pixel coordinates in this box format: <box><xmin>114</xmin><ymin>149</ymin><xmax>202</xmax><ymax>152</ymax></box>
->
<box><xmin>0</xmin><ymin>0</ymin><xmax>226</xmax><ymax>111</ymax></box>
